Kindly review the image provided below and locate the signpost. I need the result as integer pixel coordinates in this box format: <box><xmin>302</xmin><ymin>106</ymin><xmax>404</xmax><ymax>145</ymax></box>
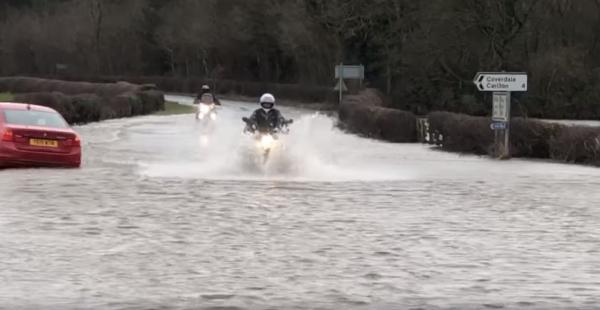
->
<box><xmin>333</xmin><ymin>79</ymin><xmax>348</xmax><ymax>92</ymax></box>
<box><xmin>492</xmin><ymin>92</ymin><xmax>510</xmax><ymax>122</ymax></box>
<box><xmin>334</xmin><ymin>64</ymin><xmax>365</xmax><ymax>104</ymax></box>
<box><xmin>474</xmin><ymin>72</ymin><xmax>527</xmax><ymax>159</ymax></box>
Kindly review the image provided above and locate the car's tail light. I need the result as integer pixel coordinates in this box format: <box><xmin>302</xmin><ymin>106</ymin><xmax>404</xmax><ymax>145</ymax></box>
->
<box><xmin>65</xmin><ymin>135</ymin><xmax>81</xmax><ymax>147</ymax></box>
<box><xmin>2</xmin><ymin>129</ymin><xmax>13</xmax><ymax>142</ymax></box>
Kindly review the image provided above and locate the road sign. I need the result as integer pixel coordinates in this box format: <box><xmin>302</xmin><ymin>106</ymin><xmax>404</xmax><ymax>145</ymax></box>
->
<box><xmin>474</xmin><ymin>72</ymin><xmax>527</xmax><ymax>92</ymax></box>
<box><xmin>490</xmin><ymin>122</ymin><xmax>507</xmax><ymax>130</ymax></box>
<box><xmin>335</xmin><ymin>65</ymin><xmax>364</xmax><ymax>79</ymax></box>
<box><xmin>333</xmin><ymin>79</ymin><xmax>348</xmax><ymax>91</ymax></box>
<box><xmin>492</xmin><ymin>92</ymin><xmax>510</xmax><ymax>121</ymax></box>
<box><xmin>474</xmin><ymin>72</ymin><xmax>525</xmax><ymax>158</ymax></box>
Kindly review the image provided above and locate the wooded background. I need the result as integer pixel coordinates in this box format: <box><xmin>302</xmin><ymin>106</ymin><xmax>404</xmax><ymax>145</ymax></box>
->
<box><xmin>2</xmin><ymin>0</ymin><xmax>600</xmax><ymax>118</ymax></box>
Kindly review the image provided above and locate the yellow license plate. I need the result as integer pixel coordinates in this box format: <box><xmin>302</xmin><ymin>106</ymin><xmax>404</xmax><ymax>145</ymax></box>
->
<box><xmin>30</xmin><ymin>139</ymin><xmax>58</xmax><ymax>148</ymax></box>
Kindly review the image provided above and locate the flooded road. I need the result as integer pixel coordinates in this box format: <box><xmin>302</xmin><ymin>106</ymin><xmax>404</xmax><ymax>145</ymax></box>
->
<box><xmin>1</xmin><ymin>96</ymin><xmax>600</xmax><ymax>309</ymax></box>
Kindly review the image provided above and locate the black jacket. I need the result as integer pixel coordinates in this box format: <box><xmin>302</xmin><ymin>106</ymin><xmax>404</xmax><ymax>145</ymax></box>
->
<box><xmin>248</xmin><ymin>108</ymin><xmax>285</xmax><ymax>133</ymax></box>
<box><xmin>195</xmin><ymin>90</ymin><xmax>221</xmax><ymax>105</ymax></box>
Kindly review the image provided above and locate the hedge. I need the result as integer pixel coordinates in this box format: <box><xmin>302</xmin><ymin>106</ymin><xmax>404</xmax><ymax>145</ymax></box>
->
<box><xmin>338</xmin><ymin>89</ymin><xmax>417</xmax><ymax>143</ymax></box>
<box><xmin>2</xmin><ymin>77</ymin><xmax>165</xmax><ymax>124</ymax></box>
<box><xmin>46</xmin><ymin>75</ymin><xmax>336</xmax><ymax>104</ymax></box>
<box><xmin>427</xmin><ymin>111</ymin><xmax>600</xmax><ymax>166</ymax></box>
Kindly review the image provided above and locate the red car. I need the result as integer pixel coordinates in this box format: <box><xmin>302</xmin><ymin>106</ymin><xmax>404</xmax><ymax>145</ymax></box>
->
<box><xmin>0</xmin><ymin>102</ymin><xmax>81</xmax><ymax>168</ymax></box>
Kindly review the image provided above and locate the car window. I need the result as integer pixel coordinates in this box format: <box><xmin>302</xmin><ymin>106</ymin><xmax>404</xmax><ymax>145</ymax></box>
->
<box><xmin>3</xmin><ymin>109</ymin><xmax>69</xmax><ymax>129</ymax></box>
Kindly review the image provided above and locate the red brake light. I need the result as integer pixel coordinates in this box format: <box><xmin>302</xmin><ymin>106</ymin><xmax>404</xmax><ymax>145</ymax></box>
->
<box><xmin>65</xmin><ymin>135</ymin><xmax>81</xmax><ymax>147</ymax></box>
<box><xmin>2</xmin><ymin>129</ymin><xmax>13</xmax><ymax>142</ymax></box>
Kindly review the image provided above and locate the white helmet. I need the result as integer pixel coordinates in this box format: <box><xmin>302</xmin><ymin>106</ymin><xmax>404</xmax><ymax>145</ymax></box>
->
<box><xmin>260</xmin><ymin>93</ymin><xmax>275</xmax><ymax>110</ymax></box>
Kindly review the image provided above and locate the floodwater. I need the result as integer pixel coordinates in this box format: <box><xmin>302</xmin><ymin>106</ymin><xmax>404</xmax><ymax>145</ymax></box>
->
<box><xmin>1</xmin><ymin>95</ymin><xmax>599</xmax><ymax>309</ymax></box>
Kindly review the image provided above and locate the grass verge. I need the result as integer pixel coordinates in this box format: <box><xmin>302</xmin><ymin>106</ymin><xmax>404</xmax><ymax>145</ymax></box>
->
<box><xmin>154</xmin><ymin>101</ymin><xmax>195</xmax><ymax>116</ymax></box>
<box><xmin>0</xmin><ymin>92</ymin><xmax>14</xmax><ymax>101</ymax></box>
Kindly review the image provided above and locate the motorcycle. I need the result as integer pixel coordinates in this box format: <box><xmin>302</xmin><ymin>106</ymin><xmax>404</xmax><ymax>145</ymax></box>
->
<box><xmin>195</xmin><ymin>93</ymin><xmax>218</xmax><ymax>146</ymax></box>
<box><xmin>195</xmin><ymin>93</ymin><xmax>217</xmax><ymax>122</ymax></box>
<box><xmin>242</xmin><ymin>117</ymin><xmax>293</xmax><ymax>163</ymax></box>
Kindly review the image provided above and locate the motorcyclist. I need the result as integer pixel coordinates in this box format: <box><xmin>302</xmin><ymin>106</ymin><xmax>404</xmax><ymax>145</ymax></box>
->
<box><xmin>244</xmin><ymin>93</ymin><xmax>291</xmax><ymax>134</ymax></box>
<box><xmin>195</xmin><ymin>84</ymin><xmax>221</xmax><ymax>105</ymax></box>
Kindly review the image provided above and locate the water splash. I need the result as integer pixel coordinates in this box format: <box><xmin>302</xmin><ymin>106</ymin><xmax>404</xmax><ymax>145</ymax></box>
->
<box><xmin>138</xmin><ymin>104</ymin><xmax>414</xmax><ymax>182</ymax></box>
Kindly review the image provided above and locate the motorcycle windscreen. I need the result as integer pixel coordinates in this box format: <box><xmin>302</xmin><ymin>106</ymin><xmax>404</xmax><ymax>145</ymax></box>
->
<box><xmin>200</xmin><ymin>93</ymin><xmax>214</xmax><ymax>104</ymax></box>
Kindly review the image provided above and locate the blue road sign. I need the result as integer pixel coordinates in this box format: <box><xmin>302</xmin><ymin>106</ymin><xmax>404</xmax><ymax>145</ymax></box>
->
<box><xmin>490</xmin><ymin>122</ymin><xmax>507</xmax><ymax>130</ymax></box>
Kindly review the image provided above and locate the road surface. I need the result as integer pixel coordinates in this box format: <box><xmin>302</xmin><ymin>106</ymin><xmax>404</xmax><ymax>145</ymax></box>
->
<box><xmin>1</xmin><ymin>96</ymin><xmax>599</xmax><ymax>309</ymax></box>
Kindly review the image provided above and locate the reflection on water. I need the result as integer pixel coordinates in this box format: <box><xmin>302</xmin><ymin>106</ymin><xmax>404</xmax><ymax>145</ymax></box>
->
<box><xmin>1</xmin><ymin>98</ymin><xmax>600</xmax><ymax>309</ymax></box>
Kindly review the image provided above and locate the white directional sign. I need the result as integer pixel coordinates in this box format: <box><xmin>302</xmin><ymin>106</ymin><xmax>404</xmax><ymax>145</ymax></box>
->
<box><xmin>474</xmin><ymin>72</ymin><xmax>527</xmax><ymax>92</ymax></box>
<box><xmin>492</xmin><ymin>92</ymin><xmax>510</xmax><ymax>122</ymax></box>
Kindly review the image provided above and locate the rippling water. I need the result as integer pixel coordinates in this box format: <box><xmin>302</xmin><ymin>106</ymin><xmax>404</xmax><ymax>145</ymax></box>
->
<box><xmin>1</xmin><ymin>97</ymin><xmax>600</xmax><ymax>309</ymax></box>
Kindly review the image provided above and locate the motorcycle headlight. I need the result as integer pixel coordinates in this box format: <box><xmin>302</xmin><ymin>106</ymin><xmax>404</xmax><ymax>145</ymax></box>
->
<box><xmin>210</xmin><ymin>112</ymin><xmax>217</xmax><ymax>120</ymax></box>
<box><xmin>259</xmin><ymin>135</ymin><xmax>275</xmax><ymax>149</ymax></box>
<box><xmin>199</xmin><ymin>104</ymin><xmax>211</xmax><ymax>114</ymax></box>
